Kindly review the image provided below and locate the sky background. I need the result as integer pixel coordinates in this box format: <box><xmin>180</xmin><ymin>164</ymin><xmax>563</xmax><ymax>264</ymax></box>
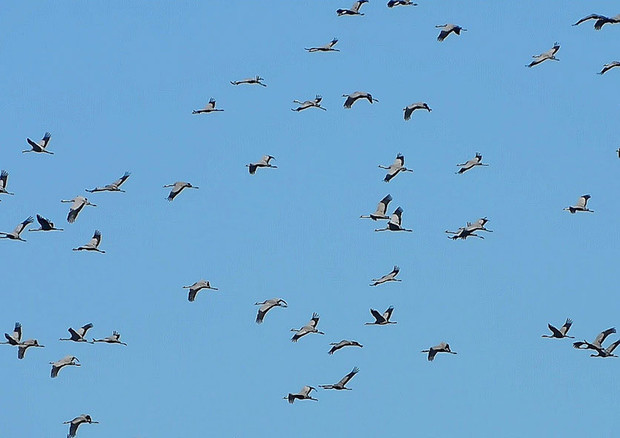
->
<box><xmin>1</xmin><ymin>1</ymin><xmax>619</xmax><ymax>437</ymax></box>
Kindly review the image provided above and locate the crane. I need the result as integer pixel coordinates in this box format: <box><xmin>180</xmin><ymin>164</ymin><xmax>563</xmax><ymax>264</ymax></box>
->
<box><xmin>388</xmin><ymin>0</ymin><xmax>417</xmax><ymax>7</ymax></box>
<box><xmin>343</xmin><ymin>91</ymin><xmax>378</xmax><ymax>108</ymax></box>
<box><xmin>64</xmin><ymin>414</ymin><xmax>98</xmax><ymax>437</ymax></box>
<box><xmin>192</xmin><ymin>98</ymin><xmax>224</xmax><ymax>114</ymax></box>
<box><xmin>365</xmin><ymin>306</ymin><xmax>397</xmax><ymax>325</ymax></box>
<box><xmin>61</xmin><ymin>197</ymin><xmax>96</xmax><ymax>223</ymax></box>
<box><xmin>573</xmin><ymin>13</ymin><xmax>620</xmax><ymax>30</ymax></box>
<box><xmin>456</xmin><ymin>153</ymin><xmax>488</xmax><ymax>174</ymax></box>
<box><xmin>60</xmin><ymin>323</ymin><xmax>95</xmax><ymax>343</ymax></box>
<box><xmin>337</xmin><ymin>0</ymin><xmax>368</xmax><ymax>16</ymax></box>
<box><xmin>50</xmin><ymin>355</ymin><xmax>80</xmax><ymax>378</ymax></box>
<box><xmin>284</xmin><ymin>386</ymin><xmax>318</xmax><ymax>403</ymax></box>
<box><xmin>421</xmin><ymin>342</ymin><xmax>457</xmax><ymax>361</ymax></box>
<box><xmin>564</xmin><ymin>195</ymin><xmax>593</xmax><ymax>213</ymax></box>
<box><xmin>93</xmin><ymin>331</ymin><xmax>127</xmax><ymax>345</ymax></box>
<box><xmin>0</xmin><ymin>216</ymin><xmax>34</xmax><ymax>242</ymax></box>
<box><xmin>574</xmin><ymin>328</ymin><xmax>617</xmax><ymax>357</ymax></box>
<box><xmin>23</xmin><ymin>132</ymin><xmax>53</xmax><ymax>154</ymax></box>
<box><xmin>320</xmin><ymin>367</ymin><xmax>359</xmax><ymax>390</ymax></box>
<box><xmin>598</xmin><ymin>61</ymin><xmax>620</xmax><ymax>75</ymax></box>
<box><xmin>542</xmin><ymin>319</ymin><xmax>574</xmax><ymax>339</ymax></box>
<box><xmin>86</xmin><ymin>172</ymin><xmax>131</xmax><ymax>193</ymax></box>
<box><xmin>183</xmin><ymin>280</ymin><xmax>218</xmax><ymax>302</ymax></box>
<box><xmin>305</xmin><ymin>38</ymin><xmax>340</xmax><ymax>52</ymax></box>
<box><xmin>360</xmin><ymin>194</ymin><xmax>392</xmax><ymax>220</ymax></box>
<box><xmin>291</xmin><ymin>313</ymin><xmax>325</xmax><ymax>342</ymax></box>
<box><xmin>17</xmin><ymin>339</ymin><xmax>45</xmax><ymax>360</ymax></box>
<box><xmin>292</xmin><ymin>95</ymin><xmax>327</xmax><ymax>111</ymax></box>
<box><xmin>379</xmin><ymin>154</ymin><xmax>413</xmax><ymax>182</ymax></box>
<box><xmin>163</xmin><ymin>182</ymin><xmax>199</xmax><ymax>201</ymax></box>
<box><xmin>73</xmin><ymin>230</ymin><xmax>105</xmax><ymax>254</ymax></box>
<box><xmin>255</xmin><ymin>298</ymin><xmax>288</xmax><ymax>324</ymax></box>
<box><xmin>328</xmin><ymin>340</ymin><xmax>363</xmax><ymax>355</ymax></box>
<box><xmin>29</xmin><ymin>214</ymin><xmax>64</xmax><ymax>232</ymax></box>
<box><xmin>374</xmin><ymin>207</ymin><xmax>412</xmax><ymax>232</ymax></box>
<box><xmin>403</xmin><ymin>102</ymin><xmax>431</xmax><ymax>121</ymax></box>
<box><xmin>247</xmin><ymin>155</ymin><xmax>277</xmax><ymax>174</ymax></box>
<box><xmin>527</xmin><ymin>43</ymin><xmax>560</xmax><ymax>68</ymax></box>
<box><xmin>436</xmin><ymin>24</ymin><xmax>467</xmax><ymax>41</ymax></box>
<box><xmin>370</xmin><ymin>265</ymin><xmax>401</xmax><ymax>286</ymax></box>
<box><xmin>230</xmin><ymin>76</ymin><xmax>267</xmax><ymax>87</ymax></box>
<box><xmin>446</xmin><ymin>218</ymin><xmax>492</xmax><ymax>240</ymax></box>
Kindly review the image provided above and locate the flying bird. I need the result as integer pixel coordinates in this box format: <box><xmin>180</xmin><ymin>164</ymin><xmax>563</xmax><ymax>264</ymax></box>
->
<box><xmin>17</xmin><ymin>339</ymin><xmax>44</xmax><ymax>360</ymax></box>
<box><xmin>360</xmin><ymin>194</ymin><xmax>392</xmax><ymax>220</ymax></box>
<box><xmin>255</xmin><ymin>298</ymin><xmax>288</xmax><ymax>324</ymax></box>
<box><xmin>305</xmin><ymin>38</ymin><xmax>340</xmax><ymax>52</ymax></box>
<box><xmin>61</xmin><ymin>196</ymin><xmax>96</xmax><ymax>223</ymax></box>
<box><xmin>320</xmin><ymin>367</ymin><xmax>359</xmax><ymax>390</ymax></box>
<box><xmin>192</xmin><ymin>98</ymin><xmax>224</xmax><ymax>114</ymax></box>
<box><xmin>387</xmin><ymin>0</ymin><xmax>417</xmax><ymax>7</ymax></box>
<box><xmin>564</xmin><ymin>195</ymin><xmax>593</xmax><ymax>213</ymax></box>
<box><xmin>230</xmin><ymin>76</ymin><xmax>267</xmax><ymax>87</ymax></box>
<box><xmin>29</xmin><ymin>214</ymin><xmax>64</xmax><ymax>232</ymax></box>
<box><xmin>1</xmin><ymin>322</ymin><xmax>22</xmax><ymax>345</ymax></box>
<box><xmin>436</xmin><ymin>24</ymin><xmax>467</xmax><ymax>41</ymax></box>
<box><xmin>456</xmin><ymin>153</ymin><xmax>488</xmax><ymax>174</ymax></box>
<box><xmin>163</xmin><ymin>182</ymin><xmax>199</xmax><ymax>201</ymax></box>
<box><xmin>93</xmin><ymin>331</ymin><xmax>127</xmax><ymax>345</ymax></box>
<box><xmin>527</xmin><ymin>43</ymin><xmax>560</xmax><ymax>68</ymax></box>
<box><xmin>598</xmin><ymin>61</ymin><xmax>620</xmax><ymax>75</ymax></box>
<box><xmin>291</xmin><ymin>313</ymin><xmax>325</xmax><ymax>342</ymax></box>
<box><xmin>542</xmin><ymin>318</ymin><xmax>574</xmax><ymax>339</ymax></box>
<box><xmin>23</xmin><ymin>132</ymin><xmax>53</xmax><ymax>154</ymax></box>
<box><xmin>0</xmin><ymin>170</ymin><xmax>14</xmax><ymax>198</ymax></box>
<box><xmin>64</xmin><ymin>414</ymin><xmax>98</xmax><ymax>437</ymax></box>
<box><xmin>284</xmin><ymin>386</ymin><xmax>318</xmax><ymax>403</ymax></box>
<box><xmin>573</xmin><ymin>13</ymin><xmax>620</xmax><ymax>30</ymax></box>
<box><xmin>50</xmin><ymin>355</ymin><xmax>80</xmax><ymax>378</ymax></box>
<box><xmin>403</xmin><ymin>102</ymin><xmax>431</xmax><ymax>120</ymax></box>
<box><xmin>374</xmin><ymin>207</ymin><xmax>412</xmax><ymax>232</ymax></box>
<box><xmin>365</xmin><ymin>306</ymin><xmax>397</xmax><ymax>325</ymax></box>
<box><xmin>421</xmin><ymin>342</ymin><xmax>457</xmax><ymax>361</ymax></box>
<box><xmin>446</xmin><ymin>218</ymin><xmax>492</xmax><ymax>240</ymax></box>
<box><xmin>86</xmin><ymin>172</ymin><xmax>131</xmax><ymax>193</ymax></box>
<box><xmin>574</xmin><ymin>328</ymin><xmax>617</xmax><ymax>357</ymax></box>
<box><xmin>247</xmin><ymin>155</ymin><xmax>277</xmax><ymax>174</ymax></box>
<box><xmin>0</xmin><ymin>216</ymin><xmax>34</xmax><ymax>242</ymax></box>
<box><xmin>60</xmin><ymin>323</ymin><xmax>94</xmax><ymax>343</ymax></box>
<box><xmin>73</xmin><ymin>230</ymin><xmax>105</xmax><ymax>254</ymax></box>
<box><xmin>292</xmin><ymin>95</ymin><xmax>327</xmax><ymax>111</ymax></box>
<box><xmin>337</xmin><ymin>0</ymin><xmax>368</xmax><ymax>16</ymax></box>
<box><xmin>343</xmin><ymin>91</ymin><xmax>378</xmax><ymax>108</ymax></box>
<box><xmin>328</xmin><ymin>340</ymin><xmax>363</xmax><ymax>355</ymax></box>
<box><xmin>182</xmin><ymin>280</ymin><xmax>218</xmax><ymax>302</ymax></box>
<box><xmin>370</xmin><ymin>265</ymin><xmax>401</xmax><ymax>286</ymax></box>
<box><xmin>379</xmin><ymin>154</ymin><xmax>413</xmax><ymax>182</ymax></box>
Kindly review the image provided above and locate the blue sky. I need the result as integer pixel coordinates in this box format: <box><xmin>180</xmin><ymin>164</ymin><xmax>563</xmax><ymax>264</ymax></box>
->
<box><xmin>1</xmin><ymin>1</ymin><xmax>619</xmax><ymax>437</ymax></box>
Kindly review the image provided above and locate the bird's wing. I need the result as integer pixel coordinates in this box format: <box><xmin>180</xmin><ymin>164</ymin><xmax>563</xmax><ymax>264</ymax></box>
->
<box><xmin>91</xmin><ymin>230</ymin><xmax>102</xmax><ymax>247</ymax></box>
<box><xmin>370</xmin><ymin>308</ymin><xmax>385</xmax><ymax>323</ymax></box>
<box><xmin>0</xmin><ymin>170</ymin><xmax>7</xmax><ymax>189</ymax></box>
<box><xmin>301</xmin><ymin>386</ymin><xmax>314</xmax><ymax>396</ymax></box>
<box><xmin>560</xmin><ymin>319</ymin><xmax>573</xmax><ymax>335</ymax></box>
<box><xmin>595</xmin><ymin>328</ymin><xmax>616</xmax><ymax>346</ymax></box>
<box><xmin>68</xmin><ymin>327</ymin><xmax>81</xmax><ymax>340</ymax></box>
<box><xmin>41</xmin><ymin>132</ymin><xmax>52</xmax><ymax>148</ymax></box>
<box><xmin>403</xmin><ymin>107</ymin><xmax>414</xmax><ymax>120</ymax></box>
<box><xmin>113</xmin><ymin>172</ymin><xmax>131</xmax><ymax>187</ymax></box>
<box><xmin>576</xmin><ymin>195</ymin><xmax>590</xmax><ymax>209</ymax></box>
<box><xmin>36</xmin><ymin>214</ymin><xmax>51</xmax><ymax>229</ymax></box>
<box><xmin>310</xmin><ymin>313</ymin><xmax>320</xmax><ymax>328</ymax></box>
<box><xmin>606</xmin><ymin>340</ymin><xmax>620</xmax><ymax>354</ymax></box>
<box><xmin>343</xmin><ymin>96</ymin><xmax>355</xmax><ymax>108</ymax></box>
<box><xmin>384</xmin><ymin>306</ymin><xmax>394</xmax><ymax>320</ymax></box>
<box><xmin>573</xmin><ymin>14</ymin><xmax>606</xmax><ymax>25</ymax></box>
<box><xmin>548</xmin><ymin>324</ymin><xmax>563</xmax><ymax>337</ymax></box>
<box><xmin>338</xmin><ymin>367</ymin><xmax>359</xmax><ymax>386</ymax></box>
<box><xmin>437</xmin><ymin>29</ymin><xmax>450</xmax><ymax>41</ymax></box>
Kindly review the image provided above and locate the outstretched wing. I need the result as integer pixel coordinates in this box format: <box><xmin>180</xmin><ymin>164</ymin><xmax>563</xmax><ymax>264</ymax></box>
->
<box><xmin>338</xmin><ymin>367</ymin><xmax>359</xmax><ymax>386</ymax></box>
<box><xmin>560</xmin><ymin>319</ymin><xmax>573</xmax><ymax>335</ymax></box>
<box><xmin>370</xmin><ymin>308</ymin><xmax>385</xmax><ymax>323</ymax></box>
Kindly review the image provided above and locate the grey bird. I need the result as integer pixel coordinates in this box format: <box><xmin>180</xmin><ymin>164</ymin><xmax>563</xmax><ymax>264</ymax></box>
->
<box><xmin>230</xmin><ymin>75</ymin><xmax>267</xmax><ymax>87</ymax></box>
<box><xmin>192</xmin><ymin>98</ymin><xmax>224</xmax><ymax>114</ymax></box>
<box><xmin>527</xmin><ymin>43</ymin><xmax>560</xmax><ymax>68</ymax></box>
<box><xmin>365</xmin><ymin>306</ymin><xmax>397</xmax><ymax>325</ymax></box>
<box><xmin>328</xmin><ymin>340</ymin><xmax>363</xmax><ymax>355</ymax></box>
<box><xmin>456</xmin><ymin>153</ymin><xmax>488</xmax><ymax>174</ymax></box>
<box><xmin>421</xmin><ymin>342</ymin><xmax>457</xmax><ymax>361</ymax></box>
<box><xmin>163</xmin><ymin>182</ymin><xmax>199</xmax><ymax>201</ymax></box>
<box><xmin>50</xmin><ymin>355</ymin><xmax>80</xmax><ymax>378</ymax></box>
<box><xmin>29</xmin><ymin>214</ymin><xmax>64</xmax><ymax>232</ymax></box>
<box><xmin>247</xmin><ymin>155</ymin><xmax>277</xmax><ymax>174</ymax></box>
<box><xmin>446</xmin><ymin>218</ymin><xmax>492</xmax><ymax>240</ymax></box>
<box><xmin>305</xmin><ymin>38</ymin><xmax>340</xmax><ymax>52</ymax></box>
<box><xmin>0</xmin><ymin>170</ymin><xmax>15</xmax><ymax>198</ymax></box>
<box><xmin>320</xmin><ymin>367</ymin><xmax>359</xmax><ymax>390</ymax></box>
<box><xmin>64</xmin><ymin>414</ymin><xmax>98</xmax><ymax>437</ymax></box>
<box><xmin>573</xmin><ymin>13</ymin><xmax>620</xmax><ymax>30</ymax></box>
<box><xmin>360</xmin><ymin>194</ymin><xmax>392</xmax><ymax>220</ymax></box>
<box><xmin>0</xmin><ymin>216</ymin><xmax>34</xmax><ymax>242</ymax></box>
<box><xmin>1</xmin><ymin>322</ymin><xmax>22</xmax><ymax>345</ymax></box>
<box><xmin>93</xmin><ymin>331</ymin><xmax>127</xmax><ymax>346</ymax></box>
<box><xmin>23</xmin><ymin>132</ymin><xmax>53</xmax><ymax>154</ymax></box>
<box><xmin>564</xmin><ymin>195</ymin><xmax>593</xmax><ymax>213</ymax></box>
<box><xmin>183</xmin><ymin>280</ymin><xmax>218</xmax><ymax>302</ymax></box>
<box><xmin>589</xmin><ymin>340</ymin><xmax>620</xmax><ymax>358</ymax></box>
<box><xmin>574</xmin><ymin>328</ymin><xmax>617</xmax><ymax>356</ymax></box>
<box><xmin>292</xmin><ymin>95</ymin><xmax>327</xmax><ymax>111</ymax></box>
<box><xmin>284</xmin><ymin>386</ymin><xmax>318</xmax><ymax>403</ymax></box>
<box><xmin>436</xmin><ymin>24</ymin><xmax>467</xmax><ymax>41</ymax></box>
<box><xmin>86</xmin><ymin>172</ymin><xmax>131</xmax><ymax>193</ymax></box>
<box><xmin>370</xmin><ymin>265</ymin><xmax>401</xmax><ymax>286</ymax></box>
<box><xmin>337</xmin><ymin>0</ymin><xmax>368</xmax><ymax>16</ymax></box>
<box><xmin>388</xmin><ymin>0</ymin><xmax>417</xmax><ymax>7</ymax></box>
<box><xmin>343</xmin><ymin>91</ymin><xmax>378</xmax><ymax>108</ymax></box>
<box><xmin>598</xmin><ymin>61</ymin><xmax>620</xmax><ymax>75</ymax></box>
<box><xmin>17</xmin><ymin>339</ymin><xmax>45</xmax><ymax>359</ymax></box>
<box><xmin>542</xmin><ymin>318</ymin><xmax>574</xmax><ymax>339</ymax></box>
<box><xmin>60</xmin><ymin>323</ymin><xmax>95</xmax><ymax>343</ymax></box>
<box><xmin>291</xmin><ymin>313</ymin><xmax>325</xmax><ymax>342</ymax></box>
<box><xmin>374</xmin><ymin>207</ymin><xmax>412</xmax><ymax>232</ymax></box>
<box><xmin>255</xmin><ymin>298</ymin><xmax>288</xmax><ymax>324</ymax></box>
<box><xmin>403</xmin><ymin>102</ymin><xmax>431</xmax><ymax>120</ymax></box>
<box><xmin>73</xmin><ymin>230</ymin><xmax>105</xmax><ymax>253</ymax></box>
<box><xmin>61</xmin><ymin>196</ymin><xmax>96</xmax><ymax>223</ymax></box>
<box><xmin>379</xmin><ymin>154</ymin><xmax>413</xmax><ymax>182</ymax></box>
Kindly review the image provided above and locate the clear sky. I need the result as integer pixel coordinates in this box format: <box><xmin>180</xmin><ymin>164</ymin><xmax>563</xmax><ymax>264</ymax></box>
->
<box><xmin>1</xmin><ymin>1</ymin><xmax>619</xmax><ymax>437</ymax></box>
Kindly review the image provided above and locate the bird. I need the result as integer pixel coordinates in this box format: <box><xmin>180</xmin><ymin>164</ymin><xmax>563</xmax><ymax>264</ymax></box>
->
<box><xmin>284</xmin><ymin>386</ymin><xmax>318</xmax><ymax>403</ymax></box>
<box><xmin>291</xmin><ymin>95</ymin><xmax>327</xmax><ymax>111</ymax></box>
<box><xmin>73</xmin><ymin>230</ymin><xmax>105</xmax><ymax>254</ymax></box>
<box><xmin>574</xmin><ymin>328</ymin><xmax>617</xmax><ymax>357</ymax></box>
<box><xmin>370</xmin><ymin>265</ymin><xmax>401</xmax><ymax>286</ymax></box>
<box><xmin>328</xmin><ymin>340</ymin><xmax>363</xmax><ymax>355</ymax></box>
<box><xmin>50</xmin><ymin>355</ymin><xmax>80</xmax><ymax>378</ymax></box>
<box><xmin>374</xmin><ymin>207</ymin><xmax>412</xmax><ymax>232</ymax></box>
<box><xmin>17</xmin><ymin>339</ymin><xmax>45</xmax><ymax>360</ymax></box>
<box><xmin>247</xmin><ymin>155</ymin><xmax>277</xmax><ymax>174</ymax></box>
<box><xmin>0</xmin><ymin>216</ymin><xmax>34</xmax><ymax>242</ymax></box>
<box><xmin>29</xmin><ymin>214</ymin><xmax>64</xmax><ymax>232</ymax></box>
<box><xmin>192</xmin><ymin>98</ymin><xmax>224</xmax><ymax>114</ymax></box>
<box><xmin>564</xmin><ymin>195</ymin><xmax>593</xmax><ymax>213</ymax></box>
<box><xmin>93</xmin><ymin>331</ymin><xmax>127</xmax><ymax>345</ymax></box>
<box><xmin>182</xmin><ymin>280</ymin><xmax>218</xmax><ymax>302</ymax></box>
<box><xmin>320</xmin><ymin>367</ymin><xmax>359</xmax><ymax>390</ymax></box>
<box><xmin>365</xmin><ymin>306</ymin><xmax>397</xmax><ymax>325</ymax></box>
<box><xmin>436</xmin><ymin>24</ymin><xmax>467</xmax><ymax>41</ymax></box>
<box><xmin>598</xmin><ymin>61</ymin><xmax>620</xmax><ymax>75</ymax></box>
<box><xmin>230</xmin><ymin>75</ymin><xmax>267</xmax><ymax>87</ymax></box>
<box><xmin>572</xmin><ymin>13</ymin><xmax>620</xmax><ymax>30</ymax></box>
<box><xmin>378</xmin><ymin>153</ymin><xmax>413</xmax><ymax>182</ymax></box>
<box><xmin>589</xmin><ymin>340</ymin><xmax>620</xmax><ymax>358</ymax></box>
<box><xmin>403</xmin><ymin>102</ymin><xmax>431</xmax><ymax>120</ymax></box>
<box><xmin>446</xmin><ymin>218</ymin><xmax>492</xmax><ymax>240</ymax></box>
<box><xmin>0</xmin><ymin>170</ymin><xmax>15</xmax><ymax>198</ymax></box>
<box><xmin>387</xmin><ymin>0</ymin><xmax>417</xmax><ymax>7</ymax></box>
<box><xmin>542</xmin><ymin>319</ymin><xmax>575</xmax><ymax>339</ymax></box>
<box><xmin>360</xmin><ymin>194</ymin><xmax>392</xmax><ymax>220</ymax></box>
<box><xmin>60</xmin><ymin>323</ymin><xmax>95</xmax><ymax>343</ymax></box>
<box><xmin>456</xmin><ymin>153</ymin><xmax>488</xmax><ymax>174</ymax></box>
<box><xmin>64</xmin><ymin>414</ymin><xmax>98</xmax><ymax>437</ymax></box>
<box><xmin>291</xmin><ymin>313</ymin><xmax>325</xmax><ymax>342</ymax></box>
<box><xmin>23</xmin><ymin>132</ymin><xmax>53</xmax><ymax>154</ymax></box>
<box><xmin>1</xmin><ymin>322</ymin><xmax>22</xmax><ymax>345</ymax></box>
<box><xmin>85</xmin><ymin>172</ymin><xmax>131</xmax><ymax>193</ymax></box>
<box><xmin>421</xmin><ymin>342</ymin><xmax>457</xmax><ymax>361</ymax></box>
<box><xmin>163</xmin><ymin>182</ymin><xmax>199</xmax><ymax>201</ymax></box>
<box><xmin>254</xmin><ymin>298</ymin><xmax>287</xmax><ymax>324</ymax></box>
<box><xmin>61</xmin><ymin>196</ymin><xmax>96</xmax><ymax>223</ymax></box>
<box><xmin>342</xmin><ymin>91</ymin><xmax>378</xmax><ymax>109</ymax></box>
<box><xmin>337</xmin><ymin>0</ymin><xmax>368</xmax><ymax>16</ymax></box>
<box><xmin>305</xmin><ymin>38</ymin><xmax>340</xmax><ymax>52</ymax></box>
<box><xmin>527</xmin><ymin>43</ymin><xmax>560</xmax><ymax>68</ymax></box>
